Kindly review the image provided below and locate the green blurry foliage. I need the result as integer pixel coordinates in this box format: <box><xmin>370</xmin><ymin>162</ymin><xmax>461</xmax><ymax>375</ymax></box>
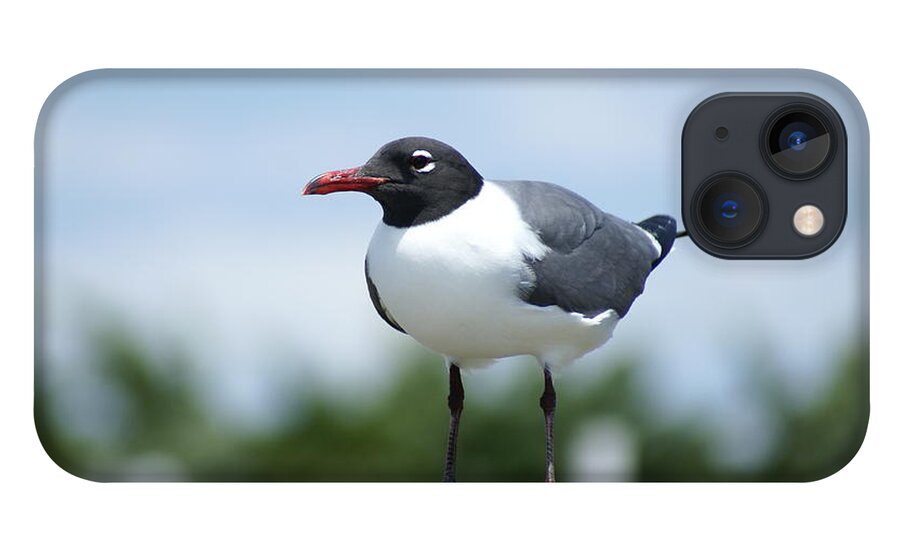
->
<box><xmin>35</xmin><ymin>326</ymin><xmax>868</xmax><ymax>482</ymax></box>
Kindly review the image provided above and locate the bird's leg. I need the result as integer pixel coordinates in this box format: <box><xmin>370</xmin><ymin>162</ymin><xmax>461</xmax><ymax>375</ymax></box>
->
<box><xmin>443</xmin><ymin>363</ymin><xmax>464</xmax><ymax>482</ymax></box>
<box><xmin>540</xmin><ymin>365</ymin><xmax>557</xmax><ymax>483</ymax></box>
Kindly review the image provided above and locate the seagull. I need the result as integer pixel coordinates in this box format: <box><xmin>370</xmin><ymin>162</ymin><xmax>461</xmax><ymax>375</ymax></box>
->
<box><xmin>303</xmin><ymin>137</ymin><xmax>677</xmax><ymax>482</ymax></box>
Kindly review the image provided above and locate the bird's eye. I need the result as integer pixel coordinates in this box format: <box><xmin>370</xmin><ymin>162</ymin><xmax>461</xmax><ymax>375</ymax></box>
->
<box><xmin>410</xmin><ymin>150</ymin><xmax>435</xmax><ymax>173</ymax></box>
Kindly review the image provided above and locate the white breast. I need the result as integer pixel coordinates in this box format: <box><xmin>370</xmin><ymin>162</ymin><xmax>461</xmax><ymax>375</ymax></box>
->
<box><xmin>365</xmin><ymin>181</ymin><xmax>619</xmax><ymax>369</ymax></box>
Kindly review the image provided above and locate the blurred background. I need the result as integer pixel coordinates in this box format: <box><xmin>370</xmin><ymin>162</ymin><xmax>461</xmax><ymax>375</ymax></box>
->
<box><xmin>35</xmin><ymin>71</ymin><xmax>868</xmax><ymax>481</ymax></box>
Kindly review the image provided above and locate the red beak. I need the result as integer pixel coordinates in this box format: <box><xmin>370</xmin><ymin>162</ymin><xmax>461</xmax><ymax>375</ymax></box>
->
<box><xmin>303</xmin><ymin>167</ymin><xmax>388</xmax><ymax>195</ymax></box>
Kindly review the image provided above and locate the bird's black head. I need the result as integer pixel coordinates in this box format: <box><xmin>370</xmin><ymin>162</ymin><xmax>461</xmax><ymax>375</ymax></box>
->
<box><xmin>303</xmin><ymin>137</ymin><xmax>484</xmax><ymax>227</ymax></box>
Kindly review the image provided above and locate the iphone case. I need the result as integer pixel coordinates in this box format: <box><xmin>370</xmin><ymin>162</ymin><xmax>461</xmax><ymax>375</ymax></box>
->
<box><xmin>35</xmin><ymin>69</ymin><xmax>868</xmax><ymax>482</ymax></box>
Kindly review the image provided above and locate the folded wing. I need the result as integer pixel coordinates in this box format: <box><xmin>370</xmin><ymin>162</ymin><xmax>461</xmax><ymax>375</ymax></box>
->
<box><xmin>494</xmin><ymin>180</ymin><xmax>675</xmax><ymax>318</ymax></box>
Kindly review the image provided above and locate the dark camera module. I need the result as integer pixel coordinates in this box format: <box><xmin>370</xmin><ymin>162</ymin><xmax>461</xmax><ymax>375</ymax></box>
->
<box><xmin>694</xmin><ymin>173</ymin><xmax>767</xmax><ymax>246</ymax></box>
<box><xmin>683</xmin><ymin>93</ymin><xmax>846</xmax><ymax>258</ymax></box>
<box><xmin>764</xmin><ymin>106</ymin><xmax>834</xmax><ymax>178</ymax></box>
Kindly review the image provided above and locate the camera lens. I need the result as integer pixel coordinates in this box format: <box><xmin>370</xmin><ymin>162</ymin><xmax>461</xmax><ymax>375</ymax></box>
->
<box><xmin>694</xmin><ymin>173</ymin><xmax>766</xmax><ymax>246</ymax></box>
<box><xmin>787</xmin><ymin>130</ymin><xmax>809</xmax><ymax>151</ymax></box>
<box><xmin>764</xmin><ymin>106</ymin><xmax>833</xmax><ymax>178</ymax></box>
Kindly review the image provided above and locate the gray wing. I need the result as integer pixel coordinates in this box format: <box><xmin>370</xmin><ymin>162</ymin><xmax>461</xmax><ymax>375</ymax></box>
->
<box><xmin>494</xmin><ymin>180</ymin><xmax>662</xmax><ymax>318</ymax></box>
<box><xmin>364</xmin><ymin>258</ymin><xmax>406</xmax><ymax>334</ymax></box>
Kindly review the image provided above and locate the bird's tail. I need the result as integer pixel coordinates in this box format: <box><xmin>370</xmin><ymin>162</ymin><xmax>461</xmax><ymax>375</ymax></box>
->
<box><xmin>636</xmin><ymin>215</ymin><xmax>678</xmax><ymax>269</ymax></box>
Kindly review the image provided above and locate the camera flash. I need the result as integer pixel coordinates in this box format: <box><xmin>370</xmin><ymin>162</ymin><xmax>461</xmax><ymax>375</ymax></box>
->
<box><xmin>793</xmin><ymin>204</ymin><xmax>825</xmax><ymax>237</ymax></box>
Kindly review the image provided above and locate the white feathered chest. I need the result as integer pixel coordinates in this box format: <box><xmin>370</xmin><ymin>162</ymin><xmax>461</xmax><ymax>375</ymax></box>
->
<box><xmin>365</xmin><ymin>181</ymin><xmax>619</xmax><ymax>369</ymax></box>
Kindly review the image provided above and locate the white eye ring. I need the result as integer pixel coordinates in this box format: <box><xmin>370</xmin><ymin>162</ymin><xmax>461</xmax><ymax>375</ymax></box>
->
<box><xmin>411</xmin><ymin>150</ymin><xmax>435</xmax><ymax>173</ymax></box>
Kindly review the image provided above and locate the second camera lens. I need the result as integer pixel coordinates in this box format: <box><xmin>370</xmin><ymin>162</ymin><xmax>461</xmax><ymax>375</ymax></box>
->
<box><xmin>695</xmin><ymin>173</ymin><xmax>767</xmax><ymax>246</ymax></box>
<box><xmin>764</xmin><ymin>106</ymin><xmax>834</xmax><ymax>178</ymax></box>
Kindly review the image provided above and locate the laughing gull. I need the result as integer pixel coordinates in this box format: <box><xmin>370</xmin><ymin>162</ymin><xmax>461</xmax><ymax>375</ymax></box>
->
<box><xmin>303</xmin><ymin>137</ymin><xmax>677</xmax><ymax>482</ymax></box>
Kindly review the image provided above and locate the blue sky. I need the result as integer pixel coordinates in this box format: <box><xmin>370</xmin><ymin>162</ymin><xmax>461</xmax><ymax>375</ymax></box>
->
<box><xmin>38</xmin><ymin>70</ymin><xmax>867</xmax><ymax>467</ymax></box>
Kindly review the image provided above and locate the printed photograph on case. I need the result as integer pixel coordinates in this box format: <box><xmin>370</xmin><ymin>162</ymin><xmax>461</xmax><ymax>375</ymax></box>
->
<box><xmin>35</xmin><ymin>70</ymin><xmax>868</xmax><ymax>481</ymax></box>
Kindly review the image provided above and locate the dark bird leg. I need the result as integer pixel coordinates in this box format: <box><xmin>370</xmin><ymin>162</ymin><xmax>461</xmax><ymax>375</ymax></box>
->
<box><xmin>540</xmin><ymin>365</ymin><xmax>557</xmax><ymax>482</ymax></box>
<box><xmin>443</xmin><ymin>363</ymin><xmax>464</xmax><ymax>482</ymax></box>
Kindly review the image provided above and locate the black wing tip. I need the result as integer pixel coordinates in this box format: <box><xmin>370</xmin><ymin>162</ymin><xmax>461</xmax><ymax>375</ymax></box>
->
<box><xmin>636</xmin><ymin>215</ymin><xmax>678</xmax><ymax>267</ymax></box>
<box><xmin>364</xmin><ymin>260</ymin><xmax>407</xmax><ymax>335</ymax></box>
